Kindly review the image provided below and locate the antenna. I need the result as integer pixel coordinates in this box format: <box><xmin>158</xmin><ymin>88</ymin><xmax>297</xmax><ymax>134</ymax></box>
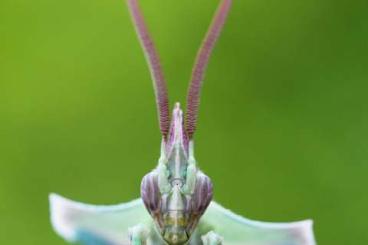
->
<box><xmin>186</xmin><ymin>0</ymin><xmax>232</xmax><ymax>139</ymax></box>
<box><xmin>127</xmin><ymin>0</ymin><xmax>170</xmax><ymax>138</ymax></box>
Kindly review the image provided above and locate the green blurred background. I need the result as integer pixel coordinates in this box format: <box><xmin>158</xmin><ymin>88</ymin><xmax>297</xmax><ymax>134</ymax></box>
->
<box><xmin>0</xmin><ymin>0</ymin><xmax>367</xmax><ymax>244</ymax></box>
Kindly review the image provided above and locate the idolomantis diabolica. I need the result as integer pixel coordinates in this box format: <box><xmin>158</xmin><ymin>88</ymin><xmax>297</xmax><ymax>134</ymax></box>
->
<box><xmin>49</xmin><ymin>0</ymin><xmax>316</xmax><ymax>244</ymax></box>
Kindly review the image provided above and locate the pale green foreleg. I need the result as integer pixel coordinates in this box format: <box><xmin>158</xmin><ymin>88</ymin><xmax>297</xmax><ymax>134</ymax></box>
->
<box><xmin>201</xmin><ymin>231</ymin><xmax>223</xmax><ymax>245</ymax></box>
<box><xmin>129</xmin><ymin>224</ymin><xmax>149</xmax><ymax>245</ymax></box>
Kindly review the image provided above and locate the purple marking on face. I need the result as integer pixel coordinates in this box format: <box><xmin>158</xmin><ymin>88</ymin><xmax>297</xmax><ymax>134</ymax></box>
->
<box><xmin>140</xmin><ymin>172</ymin><xmax>161</xmax><ymax>215</ymax></box>
<box><xmin>191</xmin><ymin>174</ymin><xmax>213</xmax><ymax>215</ymax></box>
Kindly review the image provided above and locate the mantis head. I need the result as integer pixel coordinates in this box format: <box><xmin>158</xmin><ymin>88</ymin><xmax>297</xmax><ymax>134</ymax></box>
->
<box><xmin>141</xmin><ymin>103</ymin><xmax>214</xmax><ymax>245</ymax></box>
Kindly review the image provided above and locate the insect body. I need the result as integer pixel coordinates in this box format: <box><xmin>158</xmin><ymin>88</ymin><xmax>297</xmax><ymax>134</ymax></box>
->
<box><xmin>49</xmin><ymin>0</ymin><xmax>316</xmax><ymax>244</ymax></box>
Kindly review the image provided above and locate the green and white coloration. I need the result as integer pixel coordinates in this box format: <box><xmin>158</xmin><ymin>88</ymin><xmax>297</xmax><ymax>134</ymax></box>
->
<box><xmin>49</xmin><ymin>0</ymin><xmax>316</xmax><ymax>244</ymax></box>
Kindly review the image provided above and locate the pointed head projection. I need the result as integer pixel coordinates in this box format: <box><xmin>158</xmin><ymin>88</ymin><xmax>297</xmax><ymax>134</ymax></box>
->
<box><xmin>165</xmin><ymin>103</ymin><xmax>189</xmax><ymax>159</ymax></box>
<box><xmin>127</xmin><ymin>0</ymin><xmax>232</xmax><ymax>244</ymax></box>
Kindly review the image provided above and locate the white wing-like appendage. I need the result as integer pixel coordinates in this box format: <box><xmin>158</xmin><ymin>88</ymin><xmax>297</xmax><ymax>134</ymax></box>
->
<box><xmin>200</xmin><ymin>202</ymin><xmax>316</xmax><ymax>245</ymax></box>
<box><xmin>49</xmin><ymin>193</ymin><xmax>151</xmax><ymax>245</ymax></box>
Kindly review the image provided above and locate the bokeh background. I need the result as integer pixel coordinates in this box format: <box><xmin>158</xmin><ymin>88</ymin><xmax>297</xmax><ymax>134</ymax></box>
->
<box><xmin>1</xmin><ymin>0</ymin><xmax>367</xmax><ymax>244</ymax></box>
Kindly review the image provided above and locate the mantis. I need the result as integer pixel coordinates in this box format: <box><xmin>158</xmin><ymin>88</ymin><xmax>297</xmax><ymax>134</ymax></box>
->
<box><xmin>49</xmin><ymin>0</ymin><xmax>316</xmax><ymax>244</ymax></box>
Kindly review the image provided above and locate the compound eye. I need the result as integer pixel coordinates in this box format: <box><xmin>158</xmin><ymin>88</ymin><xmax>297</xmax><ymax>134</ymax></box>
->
<box><xmin>192</xmin><ymin>173</ymin><xmax>213</xmax><ymax>214</ymax></box>
<box><xmin>141</xmin><ymin>171</ymin><xmax>161</xmax><ymax>214</ymax></box>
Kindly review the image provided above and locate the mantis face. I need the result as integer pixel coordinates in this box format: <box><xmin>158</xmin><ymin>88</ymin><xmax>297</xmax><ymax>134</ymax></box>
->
<box><xmin>141</xmin><ymin>103</ymin><xmax>213</xmax><ymax>244</ymax></box>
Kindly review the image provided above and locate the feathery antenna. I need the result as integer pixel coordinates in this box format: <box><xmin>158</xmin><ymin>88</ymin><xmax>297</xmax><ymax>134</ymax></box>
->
<box><xmin>127</xmin><ymin>0</ymin><xmax>170</xmax><ymax>138</ymax></box>
<box><xmin>186</xmin><ymin>0</ymin><xmax>232</xmax><ymax>139</ymax></box>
